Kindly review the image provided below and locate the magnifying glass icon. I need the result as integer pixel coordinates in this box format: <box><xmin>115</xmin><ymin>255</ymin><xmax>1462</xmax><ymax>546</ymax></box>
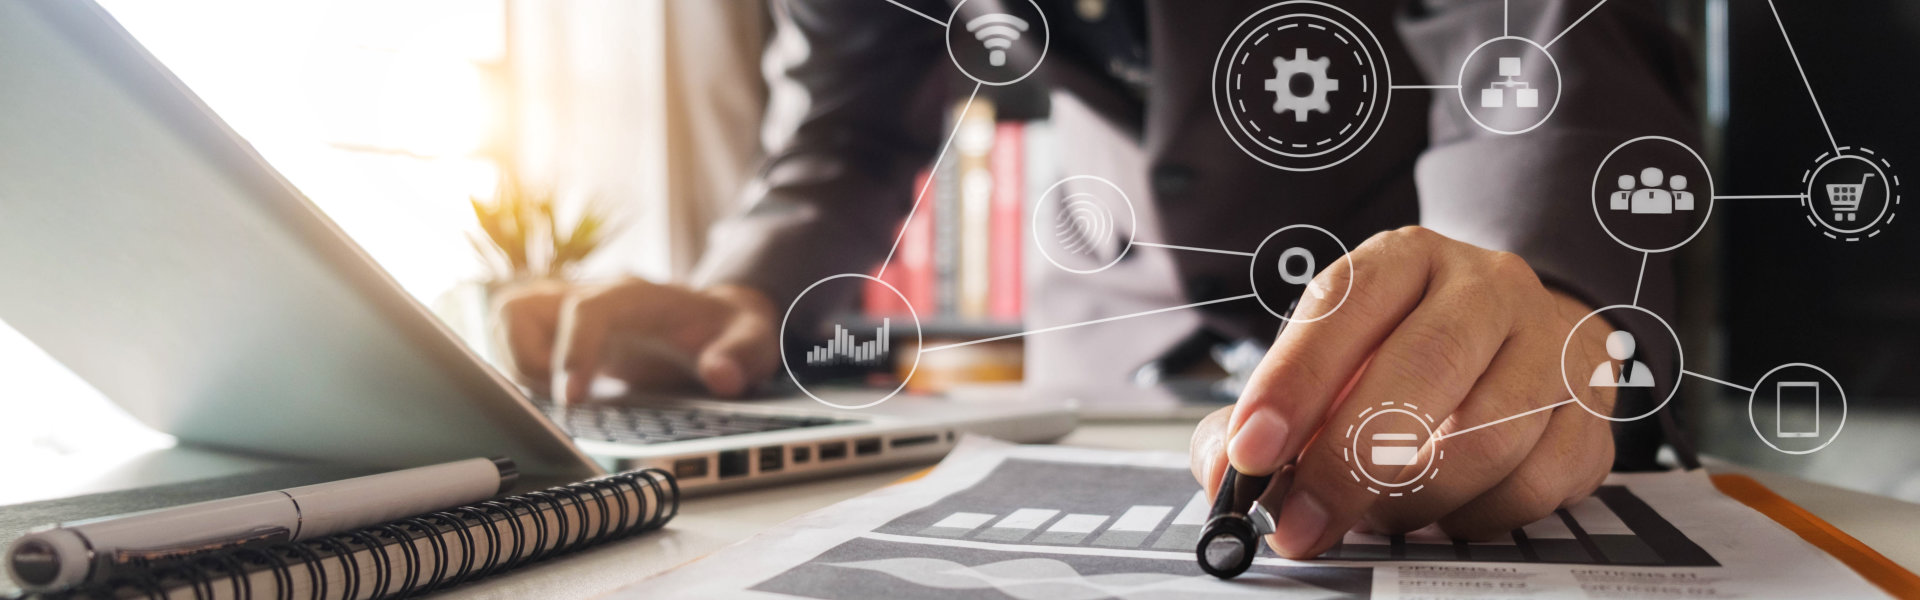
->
<box><xmin>1278</xmin><ymin>247</ymin><xmax>1327</xmax><ymax>299</ymax></box>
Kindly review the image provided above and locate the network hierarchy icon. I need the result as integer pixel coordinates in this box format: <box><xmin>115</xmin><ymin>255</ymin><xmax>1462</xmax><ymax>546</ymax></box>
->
<box><xmin>788</xmin><ymin>0</ymin><xmax>1881</xmax><ymax>486</ymax></box>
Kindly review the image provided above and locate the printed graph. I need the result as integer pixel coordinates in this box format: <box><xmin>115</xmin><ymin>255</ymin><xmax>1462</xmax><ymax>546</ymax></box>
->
<box><xmin>876</xmin><ymin>459</ymin><xmax>1718</xmax><ymax>568</ymax></box>
<box><xmin>804</xmin><ymin>318</ymin><xmax>890</xmax><ymax>366</ymax></box>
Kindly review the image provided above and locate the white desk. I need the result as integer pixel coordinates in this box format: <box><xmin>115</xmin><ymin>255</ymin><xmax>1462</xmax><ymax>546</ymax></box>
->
<box><xmin>427</xmin><ymin>422</ymin><xmax>1920</xmax><ymax>599</ymax></box>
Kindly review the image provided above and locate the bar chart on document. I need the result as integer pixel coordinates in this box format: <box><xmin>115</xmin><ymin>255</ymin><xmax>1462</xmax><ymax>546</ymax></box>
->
<box><xmin>873</xmin><ymin>459</ymin><xmax>1718</xmax><ymax>567</ymax></box>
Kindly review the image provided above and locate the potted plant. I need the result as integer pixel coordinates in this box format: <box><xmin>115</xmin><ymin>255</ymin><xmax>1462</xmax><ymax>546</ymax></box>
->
<box><xmin>433</xmin><ymin>172</ymin><xmax>623</xmax><ymax>360</ymax></box>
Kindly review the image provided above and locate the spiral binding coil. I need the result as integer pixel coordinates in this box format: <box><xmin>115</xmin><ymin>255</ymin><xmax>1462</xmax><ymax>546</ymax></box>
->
<box><xmin>59</xmin><ymin>468</ymin><xmax>676</xmax><ymax>600</ymax></box>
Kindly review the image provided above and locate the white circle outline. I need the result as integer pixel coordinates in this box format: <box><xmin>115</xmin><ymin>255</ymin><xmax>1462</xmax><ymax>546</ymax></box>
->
<box><xmin>1031</xmin><ymin>175</ymin><xmax>1138</xmax><ymax>275</ymax></box>
<box><xmin>1803</xmin><ymin>153</ymin><xmax>1891</xmax><ymax>235</ymax></box>
<box><xmin>779</xmin><ymin>273</ymin><xmax>922</xmax><ymax>410</ymax></box>
<box><xmin>1249</xmin><ymin>224</ymin><xmax>1354</xmax><ymax>323</ymax></box>
<box><xmin>1209</xmin><ymin>0</ymin><xmax>1393</xmax><ymax>172</ymax></box>
<box><xmin>1348</xmin><ymin>408</ymin><xmax>1436</xmax><ymax>489</ymax></box>
<box><xmin>1223</xmin><ymin>12</ymin><xmax>1377</xmax><ymax>160</ymax></box>
<box><xmin>1589</xmin><ymin>136</ymin><xmax>1716</xmax><ymax>254</ymax></box>
<box><xmin>944</xmin><ymin>0</ymin><xmax>1050</xmax><ymax>87</ymax></box>
<box><xmin>1456</xmin><ymin>36</ymin><xmax>1563</xmax><ymax>136</ymax></box>
<box><xmin>1558</xmin><ymin>304</ymin><xmax>1684</xmax><ymax>422</ymax></box>
<box><xmin>1746</xmin><ymin>362</ymin><xmax>1848</xmax><ymax>455</ymax></box>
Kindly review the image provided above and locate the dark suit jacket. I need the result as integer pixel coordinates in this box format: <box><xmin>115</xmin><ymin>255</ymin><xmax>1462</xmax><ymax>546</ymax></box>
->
<box><xmin>692</xmin><ymin>0</ymin><xmax>1697</xmax><ymax>465</ymax></box>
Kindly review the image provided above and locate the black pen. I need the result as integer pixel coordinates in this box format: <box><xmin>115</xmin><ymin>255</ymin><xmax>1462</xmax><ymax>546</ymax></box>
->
<box><xmin>1196</xmin><ymin>300</ymin><xmax>1297</xmax><ymax>578</ymax></box>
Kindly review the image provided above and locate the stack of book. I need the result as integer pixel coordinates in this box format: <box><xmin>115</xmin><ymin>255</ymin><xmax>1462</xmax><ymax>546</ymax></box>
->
<box><xmin>860</xmin><ymin>98</ymin><xmax>1049</xmax><ymax>391</ymax></box>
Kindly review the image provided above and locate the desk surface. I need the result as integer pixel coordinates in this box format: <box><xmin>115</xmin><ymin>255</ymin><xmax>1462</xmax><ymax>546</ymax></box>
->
<box><xmin>6</xmin><ymin>422</ymin><xmax>1916</xmax><ymax>599</ymax></box>
<box><xmin>438</xmin><ymin>422</ymin><xmax>1920</xmax><ymax>599</ymax></box>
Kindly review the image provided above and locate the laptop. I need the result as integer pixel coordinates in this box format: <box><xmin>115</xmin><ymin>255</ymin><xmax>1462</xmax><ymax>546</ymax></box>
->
<box><xmin>0</xmin><ymin>0</ymin><xmax>1075</xmax><ymax>492</ymax></box>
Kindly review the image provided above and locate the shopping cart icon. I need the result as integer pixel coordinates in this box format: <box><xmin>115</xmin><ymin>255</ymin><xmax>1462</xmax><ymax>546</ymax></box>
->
<box><xmin>1825</xmin><ymin>173</ymin><xmax>1875</xmax><ymax>222</ymax></box>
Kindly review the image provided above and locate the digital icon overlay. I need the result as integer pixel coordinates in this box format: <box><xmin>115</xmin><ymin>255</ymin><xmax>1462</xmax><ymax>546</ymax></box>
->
<box><xmin>944</xmin><ymin>0</ymin><xmax>1048</xmax><ymax>87</ymax></box>
<box><xmin>1799</xmin><ymin>148</ymin><xmax>1900</xmax><ymax>241</ymax></box>
<box><xmin>825</xmin><ymin>0</ymin><xmax>1873</xmax><ymax>472</ymax></box>
<box><xmin>805</xmin><ymin>319</ymin><xmax>893</xmax><ymax>367</ymax></box>
<box><xmin>1212</xmin><ymin>1</ymin><xmax>1391</xmax><ymax>172</ymax></box>
<box><xmin>1457</xmin><ymin>36</ymin><xmax>1561</xmax><ymax>135</ymax></box>
<box><xmin>1032</xmin><ymin>175</ymin><xmax>1136</xmax><ymax>274</ymax></box>
<box><xmin>1746</xmin><ymin>363</ymin><xmax>1848</xmax><ymax>455</ymax></box>
<box><xmin>1590</xmin><ymin>136</ymin><xmax>1715</xmax><ymax>254</ymax></box>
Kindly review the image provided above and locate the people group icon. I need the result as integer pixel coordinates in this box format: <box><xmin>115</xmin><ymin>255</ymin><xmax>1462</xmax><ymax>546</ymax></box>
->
<box><xmin>1608</xmin><ymin>167</ymin><xmax>1696</xmax><ymax>215</ymax></box>
<box><xmin>1590</xmin><ymin>330</ymin><xmax>1655</xmax><ymax>388</ymax></box>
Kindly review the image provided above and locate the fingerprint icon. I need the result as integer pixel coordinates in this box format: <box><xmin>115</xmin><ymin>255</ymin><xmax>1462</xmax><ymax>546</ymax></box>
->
<box><xmin>1053</xmin><ymin>195</ymin><xmax>1113</xmax><ymax>258</ymax></box>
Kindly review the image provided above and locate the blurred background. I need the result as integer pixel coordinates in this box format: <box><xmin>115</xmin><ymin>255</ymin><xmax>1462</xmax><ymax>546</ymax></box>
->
<box><xmin>0</xmin><ymin>0</ymin><xmax>1914</xmax><ymax>506</ymax></box>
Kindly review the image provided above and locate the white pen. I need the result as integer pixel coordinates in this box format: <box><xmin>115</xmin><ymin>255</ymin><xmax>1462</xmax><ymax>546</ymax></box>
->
<box><xmin>6</xmin><ymin>456</ymin><xmax>516</xmax><ymax>592</ymax></box>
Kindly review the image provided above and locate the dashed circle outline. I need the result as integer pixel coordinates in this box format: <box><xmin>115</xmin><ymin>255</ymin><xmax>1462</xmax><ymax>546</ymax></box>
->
<box><xmin>1031</xmin><ymin>175</ymin><xmax>1138</xmax><ymax>275</ymax></box>
<box><xmin>1746</xmin><ymin>362</ymin><xmax>1848</xmax><ymax>455</ymax></box>
<box><xmin>1456</xmin><ymin>36</ymin><xmax>1563</xmax><ymax>136</ymax></box>
<box><xmin>1801</xmin><ymin>148</ymin><xmax>1900</xmax><ymax>242</ymax></box>
<box><xmin>1589</xmin><ymin>136</ymin><xmax>1716</xmax><ymax>254</ymax></box>
<box><xmin>1225</xmin><ymin>12</ymin><xmax>1376</xmax><ymax>159</ymax></box>
<box><xmin>1249</xmin><ymin>224</ymin><xmax>1355</xmax><ymax>323</ymax></box>
<box><xmin>1344</xmin><ymin>404</ymin><xmax>1441</xmax><ymax>494</ymax></box>
<box><xmin>780</xmin><ymin>273</ymin><xmax>923</xmax><ymax>410</ymax></box>
<box><xmin>1210</xmin><ymin>0</ymin><xmax>1393</xmax><ymax>172</ymax></box>
<box><xmin>1558</xmin><ymin>304</ymin><xmax>1685</xmax><ymax>422</ymax></box>
<box><xmin>945</xmin><ymin>0</ymin><xmax>1050</xmax><ymax>87</ymax></box>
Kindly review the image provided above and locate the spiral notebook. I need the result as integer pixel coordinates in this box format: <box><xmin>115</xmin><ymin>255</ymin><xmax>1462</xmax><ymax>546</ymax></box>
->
<box><xmin>27</xmin><ymin>468</ymin><xmax>677</xmax><ymax>600</ymax></box>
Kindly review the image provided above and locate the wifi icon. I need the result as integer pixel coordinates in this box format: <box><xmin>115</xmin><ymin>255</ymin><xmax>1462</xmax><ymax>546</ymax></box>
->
<box><xmin>966</xmin><ymin>14</ymin><xmax>1029</xmax><ymax>67</ymax></box>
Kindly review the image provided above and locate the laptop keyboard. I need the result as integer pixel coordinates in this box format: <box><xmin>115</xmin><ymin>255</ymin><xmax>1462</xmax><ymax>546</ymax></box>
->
<box><xmin>542</xmin><ymin>402</ymin><xmax>853</xmax><ymax>444</ymax></box>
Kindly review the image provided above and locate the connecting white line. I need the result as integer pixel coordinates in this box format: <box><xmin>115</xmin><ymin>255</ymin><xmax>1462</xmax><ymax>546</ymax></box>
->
<box><xmin>1132</xmin><ymin>241</ymin><xmax>1256</xmax><ymax>257</ymax></box>
<box><xmin>1543</xmin><ymin>0</ymin><xmax>1610</xmax><ymax>50</ymax></box>
<box><xmin>1436</xmin><ymin>398</ymin><xmax>1578</xmax><ymax>441</ymax></box>
<box><xmin>1764</xmin><ymin>0</ymin><xmax>1841</xmax><ymax>155</ymax></box>
<box><xmin>1684</xmin><ymin>370</ymin><xmax>1755</xmax><ymax>393</ymax></box>
<box><xmin>1714</xmin><ymin>194</ymin><xmax>1808</xmax><ymax>200</ymax></box>
<box><xmin>1631</xmin><ymin>251</ymin><xmax>1648</xmax><ymax>307</ymax></box>
<box><xmin>881</xmin><ymin>0</ymin><xmax>948</xmax><ymax>27</ymax></box>
<box><xmin>1390</xmin><ymin>84</ymin><xmax>1459</xmax><ymax>90</ymax></box>
<box><xmin>918</xmin><ymin>294</ymin><xmax>1258</xmax><ymax>353</ymax></box>
<box><xmin>877</xmin><ymin>82</ymin><xmax>981</xmax><ymax>279</ymax></box>
<box><xmin>1503</xmin><ymin>0</ymin><xmax>1509</xmax><ymax>37</ymax></box>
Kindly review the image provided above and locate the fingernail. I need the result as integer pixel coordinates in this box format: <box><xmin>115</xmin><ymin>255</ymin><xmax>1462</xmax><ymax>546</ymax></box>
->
<box><xmin>1270</xmin><ymin>491</ymin><xmax>1329</xmax><ymax>557</ymax></box>
<box><xmin>1228</xmin><ymin>410</ymin><xmax>1290</xmax><ymax>473</ymax></box>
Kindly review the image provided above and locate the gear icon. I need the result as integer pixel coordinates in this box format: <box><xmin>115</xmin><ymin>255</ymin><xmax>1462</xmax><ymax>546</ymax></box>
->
<box><xmin>1264</xmin><ymin>48</ymin><xmax>1339</xmax><ymax>122</ymax></box>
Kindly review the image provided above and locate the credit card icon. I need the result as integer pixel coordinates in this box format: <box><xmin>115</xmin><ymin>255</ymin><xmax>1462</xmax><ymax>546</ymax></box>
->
<box><xmin>1369</xmin><ymin>433</ymin><xmax>1420</xmax><ymax>466</ymax></box>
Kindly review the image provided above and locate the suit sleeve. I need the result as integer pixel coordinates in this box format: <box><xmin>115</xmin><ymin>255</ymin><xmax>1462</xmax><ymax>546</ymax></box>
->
<box><xmin>1397</xmin><ymin>0</ymin><xmax>1700</xmax><ymax>468</ymax></box>
<box><xmin>690</xmin><ymin>0</ymin><xmax>950</xmax><ymax>315</ymax></box>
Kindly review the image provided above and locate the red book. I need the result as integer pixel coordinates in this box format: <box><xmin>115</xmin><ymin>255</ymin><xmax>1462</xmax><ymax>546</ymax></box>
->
<box><xmin>987</xmin><ymin>122</ymin><xmax>1024</xmax><ymax>322</ymax></box>
<box><xmin>865</xmin><ymin>171</ymin><xmax>937</xmax><ymax>318</ymax></box>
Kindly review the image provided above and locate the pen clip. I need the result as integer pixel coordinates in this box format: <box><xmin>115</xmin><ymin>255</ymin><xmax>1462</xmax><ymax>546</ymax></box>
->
<box><xmin>1247</xmin><ymin>501</ymin><xmax>1276</xmax><ymax>536</ymax></box>
<box><xmin>103</xmin><ymin>527</ymin><xmax>291</xmax><ymax>568</ymax></box>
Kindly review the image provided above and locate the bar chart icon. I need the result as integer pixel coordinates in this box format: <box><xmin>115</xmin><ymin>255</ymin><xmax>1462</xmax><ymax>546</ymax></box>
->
<box><xmin>805</xmin><ymin>318</ymin><xmax>890</xmax><ymax>366</ymax></box>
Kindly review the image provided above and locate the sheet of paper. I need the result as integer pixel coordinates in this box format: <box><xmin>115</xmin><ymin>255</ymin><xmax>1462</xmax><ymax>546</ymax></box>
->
<box><xmin>622</xmin><ymin>437</ymin><xmax>1889</xmax><ymax>599</ymax></box>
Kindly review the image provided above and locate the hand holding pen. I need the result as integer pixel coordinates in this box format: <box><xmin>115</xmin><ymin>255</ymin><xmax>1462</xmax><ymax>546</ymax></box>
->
<box><xmin>1191</xmin><ymin>227</ymin><xmax>1620</xmax><ymax>574</ymax></box>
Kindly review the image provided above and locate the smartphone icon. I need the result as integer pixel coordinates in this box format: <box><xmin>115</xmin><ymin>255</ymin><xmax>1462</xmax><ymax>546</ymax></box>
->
<box><xmin>1776</xmin><ymin>381</ymin><xmax>1819</xmax><ymax>439</ymax></box>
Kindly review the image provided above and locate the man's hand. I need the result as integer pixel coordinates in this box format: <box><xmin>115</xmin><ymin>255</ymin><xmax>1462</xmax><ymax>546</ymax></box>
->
<box><xmin>1189</xmin><ymin>226</ymin><xmax>1617</xmax><ymax>558</ymax></box>
<box><xmin>492</xmin><ymin>279</ymin><xmax>778</xmax><ymax>402</ymax></box>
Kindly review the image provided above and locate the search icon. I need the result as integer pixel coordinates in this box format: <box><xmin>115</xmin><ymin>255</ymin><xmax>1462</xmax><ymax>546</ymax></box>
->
<box><xmin>1278</xmin><ymin>247</ymin><xmax>1327</xmax><ymax>299</ymax></box>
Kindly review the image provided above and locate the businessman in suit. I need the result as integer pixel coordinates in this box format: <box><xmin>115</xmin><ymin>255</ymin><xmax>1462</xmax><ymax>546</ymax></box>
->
<box><xmin>496</xmin><ymin>0</ymin><xmax>1696</xmax><ymax>558</ymax></box>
